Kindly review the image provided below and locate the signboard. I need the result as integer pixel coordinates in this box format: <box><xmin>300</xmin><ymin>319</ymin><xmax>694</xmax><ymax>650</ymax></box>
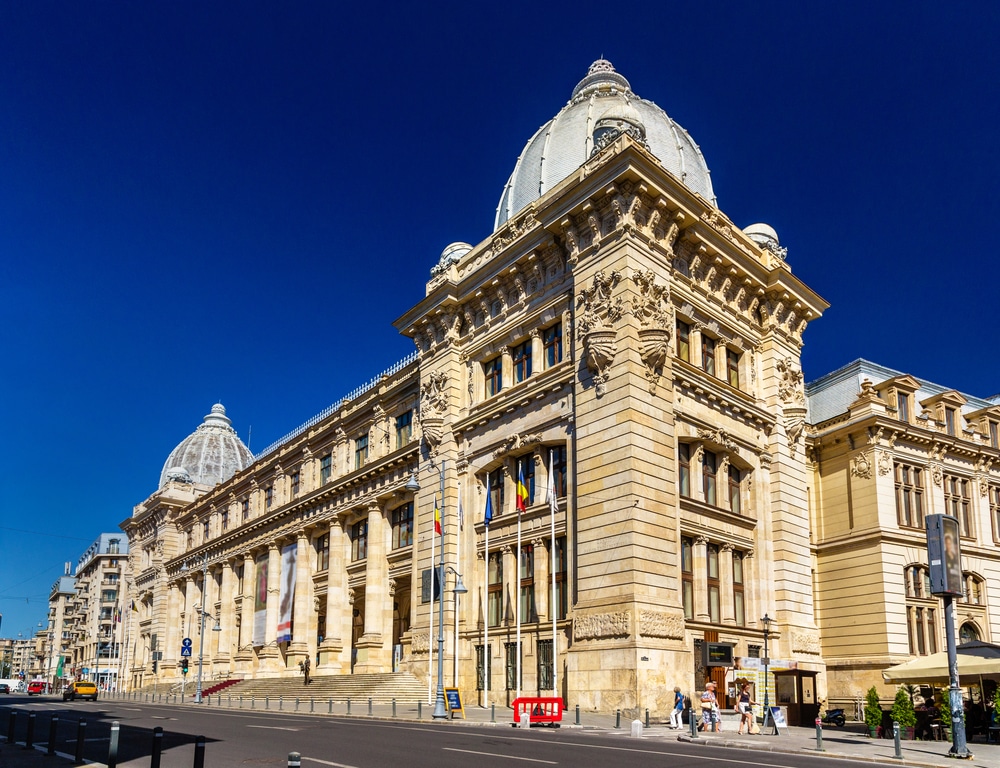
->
<box><xmin>770</xmin><ymin>706</ymin><xmax>788</xmax><ymax>734</ymax></box>
<box><xmin>444</xmin><ymin>687</ymin><xmax>465</xmax><ymax>719</ymax></box>
<box><xmin>180</xmin><ymin>647</ymin><xmax>192</xmax><ymax>657</ymax></box>
<box><xmin>703</xmin><ymin>642</ymin><xmax>734</xmax><ymax>667</ymax></box>
<box><xmin>926</xmin><ymin>514</ymin><xmax>964</xmax><ymax>596</ymax></box>
<box><xmin>420</xmin><ymin>568</ymin><xmax>441</xmax><ymax>604</ymax></box>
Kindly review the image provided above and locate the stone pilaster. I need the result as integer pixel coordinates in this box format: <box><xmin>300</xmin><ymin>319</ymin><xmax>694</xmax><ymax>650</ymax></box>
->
<box><xmin>354</xmin><ymin>501</ymin><xmax>390</xmax><ymax>673</ymax></box>
<box><xmin>286</xmin><ymin>531</ymin><xmax>312</xmax><ymax>670</ymax></box>
<box><xmin>235</xmin><ymin>553</ymin><xmax>255</xmax><ymax>669</ymax></box>
<box><xmin>258</xmin><ymin>543</ymin><xmax>283</xmax><ymax>672</ymax></box>
<box><xmin>319</xmin><ymin>517</ymin><xmax>349</xmax><ymax>672</ymax></box>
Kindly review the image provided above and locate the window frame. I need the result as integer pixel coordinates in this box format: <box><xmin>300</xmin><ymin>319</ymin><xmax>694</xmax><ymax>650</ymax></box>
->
<box><xmin>702</xmin><ymin>450</ymin><xmax>718</xmax><ymax>506</ymax></box>
<box><xmin>320</xmin><ymin>453</ymin><xmax>333</xmax><ymax>484</ymax></box>
<box><xmin>701</xmin><ymin>335</ymin><xmax>717</xmax><ymax>376</ymax></box>
<box><xmin>484</xmin><ymin>356</ymin><xmax>503</xmax><ymax>397</ymax></box>
<box><xmin>676</xmin><ymin>319</ymin><xmax>691</xmax><ymax>362</ymax></box>
<box><xmin>726</xmin><ymin>348</ymin><xmax>740</xmax><ymax>388</ymax></box>
<box><xmin>351</xmin><ymin>519</ymin><xmax>368</xmax><ymax>561</ymax></box>
<box><xmin>519</xmin><ymin>543</ymin><xmax>535</xmax><ymax>624</ymax></box>
<box><xmin>395</xmin><ymin>410</ymin><xmax>413</xmax><ymax>450</ymax></box>
<box><xmin>943</xmin><ymin>474</ymin><xmax>972</xmax><ymax>537</ymax></box>
<box><xmin>355</xmin><ymin>435</ymin><xmax>369</xmax><ymax>470</ymax></box>
<box><xmin>511</xmin><ymin>340</ymin><xmax>532</xmax><ymax>383</ymax></box>
<box><xmin>894</xmin><ymin>463</ymin><xmax>925</xmax><ymax>529</ymax></box>
<box><xmin>487</xmin><ymin>552</ymin><xmax>503</xmax><ymax>628</ymax></box>
<box><xmin>391</xmin><ymin>501</ymin><xmax>414</xmax><ymax>549</ymax></box>
<box><xmin>681</xmin><ymin>536</ymin><xmax>694</xmax><ymax>620</ymax></box>
<box><xmin>543</xmin><ymin>323</ymin><xmax>563</xmax><ymax>368</ymax></box>
<box><xmin>315</xmin><ymin>533</ymin><xmax>330</xmax><ymax>572</ymax></box>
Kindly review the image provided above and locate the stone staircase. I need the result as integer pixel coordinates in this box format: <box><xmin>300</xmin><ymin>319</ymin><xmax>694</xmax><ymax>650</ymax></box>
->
<box><xmin>223</xmin><ymin>672</ymin><xmax>428</xmax><ymax>704</ymax></box>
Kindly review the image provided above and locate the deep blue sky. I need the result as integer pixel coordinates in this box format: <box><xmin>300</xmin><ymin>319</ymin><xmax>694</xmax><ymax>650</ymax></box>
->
<box><xmin>2</xmin><ymin>2</ymin><xmax>998</xmax><ymax>638</ymax></box>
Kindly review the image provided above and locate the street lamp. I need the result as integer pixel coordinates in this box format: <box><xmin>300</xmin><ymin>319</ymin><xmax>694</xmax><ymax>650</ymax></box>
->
<box><xmin>446</xmin><ymin>566</ymin><xmax>468</xmax><ymax>686</ymax></box>
<box><xmin>181</xmin><ymin>554</ymin><xmax>222</xmax><ymax>703</ymax></box>
<box><xmin>760</xmin><ymin>613</ymin><xmax>773</xmax><ymax>731</ymax></box>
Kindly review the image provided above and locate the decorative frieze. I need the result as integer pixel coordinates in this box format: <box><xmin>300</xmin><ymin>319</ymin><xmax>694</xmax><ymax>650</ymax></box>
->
<box><xmin>637</xmin><ymin>610</ymin><xmax>685</xmax><ymax>640</ymax></box>
<box><xmin>493</xmin><ymin>433</ymin><xmax>544</xmax><ymax>460</ymax></box>
<box><xmin>573</xmin><ymin>611</ymin><xmax>630</xmax><ymax>641</ymax></box>
<box><xmin>792</xmin><ymin>631</ymin><xmax>822</xmax><ymax>655</ymax></box>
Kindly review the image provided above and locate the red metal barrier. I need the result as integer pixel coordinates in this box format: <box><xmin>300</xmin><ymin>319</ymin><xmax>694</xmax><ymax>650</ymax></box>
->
<box><xmin>512</xmin><ymin>697</ymin><xmax>564</xmax><ymax>726</ymax></box>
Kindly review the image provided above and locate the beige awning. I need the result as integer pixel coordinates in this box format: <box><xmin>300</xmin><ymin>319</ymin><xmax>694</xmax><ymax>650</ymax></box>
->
<box><xmin>882</xmin><ymin>643</ymin><xmax>1000</xmax><ymax>684</ymax></box>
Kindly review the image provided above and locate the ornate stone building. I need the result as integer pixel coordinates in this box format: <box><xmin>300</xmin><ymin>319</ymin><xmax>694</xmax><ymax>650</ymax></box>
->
<box><xmin>120</xmin><ymin>60</ymin><xmax>834</xmax><ymax>716</ymax></box>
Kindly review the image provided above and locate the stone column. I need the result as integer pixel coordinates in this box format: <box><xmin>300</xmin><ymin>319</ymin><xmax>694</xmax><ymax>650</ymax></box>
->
<box><xmin>529</xmin><ymin>328</ymin><xmax>542</xmax><ymax>374</ymax></box>
<box><xmin>258</xmin><ymin>543</ymin><xmax>283</xmax><ymax>672</ymax></box>
<box><xmin>719</xmin><ymin>544</ymin><xmax>735</xmax><ymax>624</ymax></box>
<box><xmin>286</xmin><ymin>531</ymin><xmax>313</xmax><ymax>670</ymax></box>
<box><xmin>693</xmin><ymin>536</ymin><xmax>709</xmax><ymax>622</ymax></box>
<box><xmin>533</xmin><ymin>538</ymin><xmax>549</xmax><ymax>621</ymax></box>
<box><xmin>216</xmin><ymin>560</ymin><xmax>235</xmax><ymax>671</ymax></box>
<box><xmin>235</xmin><ymin>553</ymin><xmax>255</xmax><ymax>669</ymax></box>
<box><xmin>165</xmin><ymin>581</ymin><xmax>181</xmax><ymax>677</ymax></box>
<box><xmin>319</xmin><ymin>517</ymin><xmax>348</xmax><ymax>672</ymax></box>
<box><xmin>354</xmin><ymin>501</ymin><xmax>390</xmax><ymax>673</ymax></box>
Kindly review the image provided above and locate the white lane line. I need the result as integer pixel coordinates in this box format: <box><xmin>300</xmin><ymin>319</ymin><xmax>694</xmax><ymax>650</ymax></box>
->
<box><xmin>444</xmin><ymin>747</ymin><xmax>557</xmax><ymax>764</ymax></box>
<box><xmin>302</xmin><ymin>758</ymin><xmax>360</xmax><ymax>768</ymax></box>
<box><xmin>247</xmin><ymin>725</ymin><xmax>301</xmax><ymax>731</ymax></box>
<box><xmin>122</xmin><ymin>707</ymin><xmax>143</xmax><ymax>711</ymax></box>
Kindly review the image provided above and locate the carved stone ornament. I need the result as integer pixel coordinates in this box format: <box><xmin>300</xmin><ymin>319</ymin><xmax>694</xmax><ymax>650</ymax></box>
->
<box><xmin>421</xmin><ymin>416</ymin><xmax>445</xmax><ymax>455</ymax></box>
<box><xmin>851</xmin><ymin>452</ymin><xmax>872</xmax><ymax>480</ymax></box>
<box><xmin>632</xmin><ymin>270</ymin><xmax>671</xmax><ymax>329</ymax></box>
<box><xmin>573</xmin><ymin>611</ymin><xmax>630</xmax><ymax>641</ymax></box>
<box><xmin>638</xmin><ymin>610</ymin><xmax>685</xmax><ymax>640</ymax></box>
<box><xmin>493</xmin><ymin>432</ymin><xmax>543</xmax><ymax>460</ymax></box>
<box><xmin>776</xmin><ymin>357</ymin><xmax>806</xmax><ymax>405</ymax></box>
<box><xmin>576</xmin><ymin>270</ymin><xmax>624</xmax><ymax>334</ymax></box>
<box><xmin>420</xmin><ymin>371</ymin><xmax>449</xmax><ymax>415</ymax></box>
<box><xmin>584</xmin><ymin>328</ymin><xmax>617</xmax><ymax>397</ymax></box>
<box><xmin>792</xmin><ymin>631</ymin><xmax>821</xmax><ymax>655</ymax></box>
<box><xmin>784</xmin><ymin>406</ymin><xmax>807</xmax><ymax>453</ymax></box>
<box><xmin>638</xmin><ymin>327</ymin><xmax>670</xmax><ymax>394</ymax></box>
<box><xmin>931</xmin><ymin>464</ymin><xmax>943</xmax><ymax>487</ymax></box>
<box><xmin>877</xmin><ymin>451</ymin><xmax>892</xmax><ymax>477</ymax></box>
<box><xmin>410</xmin><ymin>632</ymin><xmax>430</xmax><ymax>653</ymax></box>
<box><xmin>697</xmin><ymin>428</ymin><xmax>739</xmax><ymax>454</ymax></box>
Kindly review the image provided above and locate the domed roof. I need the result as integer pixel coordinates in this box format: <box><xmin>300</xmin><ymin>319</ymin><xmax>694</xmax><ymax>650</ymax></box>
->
<box><xmin>158</xmin><ymin>404</ymin><xmax>253</xmax><ymax>489</ymax></box>
<box><xmin>494</xmin><ymin>60</ymin><xmax>716</xmax><ymax>230</ymax></box>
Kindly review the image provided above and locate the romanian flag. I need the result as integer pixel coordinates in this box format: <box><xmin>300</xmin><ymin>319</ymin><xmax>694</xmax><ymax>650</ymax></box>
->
<box><xmin>516</xmin><ymin>463</ymin><xmax>529</xmax><ymax>514</ymax></box>
<box><xmin>434</xmin><ymin>495</ymin><xmax>442</xmax><ymax>535</ymax></box>
<box><xmin>484</xmin><ymin>487</ymin><xmax>493</xmax><ymax>529</ymax></box>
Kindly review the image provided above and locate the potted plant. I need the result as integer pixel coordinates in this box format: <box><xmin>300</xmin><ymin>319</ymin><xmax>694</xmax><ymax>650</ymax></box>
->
<box><xmin>864</xmin><ymin>685</ymin><xmax>883</xmax><ymax>738</ymax></box>
<box><xmin>890</xmin><ymin>687</ymin><xmax>917</xmax><ymax>739</ymax></box>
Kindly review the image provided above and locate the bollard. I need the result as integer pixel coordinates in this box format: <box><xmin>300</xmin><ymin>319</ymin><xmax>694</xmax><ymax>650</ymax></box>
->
<box><xmin>151</xmin><ymin>726</ymin><xmax>163</xmax><ymax>768</ymax></box>
<box><xmin>288</xmin><ymin>751</ymin><xmax>301</xmax><ymax>768</ymax></box>
<box><xmin>240</xmin><ymin>696</ymin><xmax>243</xmax><ymax>709</ymax></box>
<box><xmin>75</xmin><ymin>720</ymin><xmax>86</xmax><ymax>764</ymax></box>
<box><xmin>48</xmin><ymin>715</ymin><xmax>59</xmax><ymax>756</ymax></box>
<box><xmin>631</xmin><ymin>719</ymin><xmax>643</xmax><ymax>738</ymax></box>
<box><xmin>893</xmin><ymin>721</ymin><xmax>902</xmax><ymax>760</ymax></box>
<box><xmin>193</xmin><ymin>735</ymin><xmax>206</xmax><ymax>768</ymax></box>
<box><xmin>645</xmin><ymin>709</ymin><xmax>650</xmax><ymax>728</ymax></box>
<box><xmin>491</xmin><ymin>703</ymin><xmax>495</xmax><ymax>724</ymax></box>
<box><xmin>217</xmin><ymin>695</ymin><xmax>221</xmax><ymax>706</ymax></box>
<box><xmin>416</xmin><ymin>701</ymin><xmax>420</xmax><ymax>719</ymax></box>
<box><xmin>107</xmin><ymin>720</ymin><xmax>120</xmax><ymax>768</ymax></box>
<box><xmin>311</xmin><ymin>698</ymin><xmax>315</xmax><ymax>713</ymax></box>
<box><xmin>25</xmin><ymin>712</ymin><xmax>35</xmax><ymax>749</ymax></box>
<box><xmin>615</xmin><ymin>709</ymin><xmax>621</xmax><ymax>729</ymax></box>
<box><xmin>347</xmin><ymin>698</ymin><xmax>351</xmax><ymax>715</ymax></box>
<box><xmin>368</xmin><ymin>698</ymin><xmax>372</xmax><ymax>716</ymax></box>
<box><xmin>815</xmin><ymin>717</ymin><xmax>825</xmax><ymax>751</ymax></box>
<box><xmin>392</xmin><ymin>698</ymin><xmax>396</xmax><ymax>718</ymax></box>
<box><xmin>519</xmin><ymin>713</ymin><xmax>530</xmax><ymax>729</ymax></box>
<box><xmin>689</xmin><ymin>708</ymin><xmax>698</xmax><ymax>739</ymax></box>
<box><xmin>279</xmin><ymin>696</ymin><xmax>283</xmax><ymax>711</ymax></box>
<box><xmin>295</xmin><ymin>697</ymin><xmax>300</xmax><ymax>712</ymax></box>
<box><xmin>575</xmin><ymin>704</ymin><xmax>580</xmax><ymax>726</ymax></box>
<box><xmin>251</xmin><ymin>697</ymin><xmax>255</xmax><ymax>710</ymax></box>
<box><xmin>228</xmin><ymin>695</ymin><xmax>232</xmax><ymax>707</ymax></box>
<box><xmin>7</xmin><ymin>709</ymin><xmax>15</xmax><ymax>744</ymax></box>
<box><xmin>265</xmin><ymin>696</ymin><xmax>269</xmax><ymax>711</ymax></box>
<box><xmin>328</xmin><ymin>699</ymin><xmax>332</xmax><ymax>714</ymax></box>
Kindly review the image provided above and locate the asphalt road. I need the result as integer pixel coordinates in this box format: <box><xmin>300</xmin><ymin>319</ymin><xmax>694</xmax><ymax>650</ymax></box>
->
<box><xmin>3</xmin><ymin>696</ymin><xmax>893</xmax><ymax>768</ymax></box>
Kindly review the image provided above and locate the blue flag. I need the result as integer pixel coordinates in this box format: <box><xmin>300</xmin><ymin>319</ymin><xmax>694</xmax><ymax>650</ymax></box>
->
<box><xmin>484</xmin><ymin>487</ymin><xmax>493</xmax><ymax>528</ymax></box>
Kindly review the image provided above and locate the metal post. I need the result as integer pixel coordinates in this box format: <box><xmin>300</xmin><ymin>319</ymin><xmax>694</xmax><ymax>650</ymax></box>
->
<box><xmin>761</xmin><ymin>614</ymin><xmax>772</xmax><ymax>732</ymax></box>
<box><xmin>25</xmin><ymin>712</ymin><xmax>35</xmax><ymax>749</ymax></box>
<box><xmin>75</xmin><ymin>720</ymin><xmax>86</xmax><ymax>764</ymax></box>
<box><xmin>815</xmin><ymin>717</ymin><xmax>824</xmax><ymax>751</ymax></box>
<box><xmin>491</xmin><ymin>703</ymin><xmax>495</xmax><ymax>723</ymax></box>
<box><xmin>265</xmin><ymin>696</ymin><xmax>269</xmax><ymax>710</ymax></box>
<box><xmin>7</xmin><ymin>709</ymin><xmax>14</xmax><ymax>744</ymax></box>
<box><xmin>311</xmin><ymin>698</ymin><xmax>314</xmax><ymax>713</ymax></box>
<box><xmin>392</xmin><ymin>698</ymin><xmax>396</xmax><ymax>718</ymax></box>
<box><xmin>575</xmin><ymin>704</ymin><xmax>580</xmax><ymax>726</ymax></box>
<box><xmin>328</xmin><ymin>699</ymin><xmax>332</xmax><ymax>714</ymax></box>
<box><xmin>893</xmin><ymin>721</ymin><xmax>902</xmax><ymax>759</ymax></box>
<box><xmin>416</xmin><ymin>700</ymin><xmax>420</xmax><ymax>719</ymax></box>
<box><xmin>944</xmin><ymin>596</ymin><xmax>972</xmax><ymax>758</ymax></box>
<box><xmin>107</xmin><ymin>720</ymin><xmax>120</xmax><ymax>768</ymax></box>
<box><xmin>151</xmin><ymin>727</ymin><xmax>163</xmax><ymax>768</ymax></box>
<box><xmin>689</xmin><ymin>707</ymin><xmax>698</xmax><ymax>738</ymax></box>
<box><xmin>279</xmin><ymin>696</ymin><xmax>283</xmax><ymax>711</ymax></box>
<box><xmin>368</xmin><ymin>697</ymin><xmax>372</xmax><ymax>716</ymax></box>
<box><xmin>193</xmin><ymin>736</ymin><xmax>206</xmax><ymax>768</ymax></box>
<box><xmin>347</xmin><ymin>698</ymin><xmax>351</xmax><ymax>715</ymax></box>
<box><xmin>295</xmin><ymin>697</ymin><xmax>299</xmax><ymax>712</ymax></box>
<box><xmin>432</xmin><ymin>460</ymin><xmax>448</xmax><ymax>720</ymax></box>
<box><xmin>288</xmin><ymin>752</ymin><xmax>301</xmax><ymax>768</ymax></box>
<box><xmin>645</xmin><ymin>708</ymin><xmax>650</xmax><ymax>728</ymax></box>
<box><xmin>48</xmin><ymin>715</ymin><xmax>59</xmax><ymax>756</ymax></box>
<box><xmin>615</xmin><ymin>709</ymin><xmax>621</xmax><ymax>729</ymax></box>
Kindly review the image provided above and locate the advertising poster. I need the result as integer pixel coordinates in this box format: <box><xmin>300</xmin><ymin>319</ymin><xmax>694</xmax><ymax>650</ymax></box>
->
<box><xmin>277</xmin><ymin>543</ymin><xmax>297</xmax><ymax>642</ymax></box>
<box><xmin>253</xmin><ymin>553</ymin><xmax>268</xmax><ymax>646</ymax></box>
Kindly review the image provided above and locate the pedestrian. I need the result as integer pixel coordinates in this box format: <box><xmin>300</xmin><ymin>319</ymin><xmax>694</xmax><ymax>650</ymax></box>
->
<box><xmin>671</xmin><ymin>686</ymin><xmax>685</xmax><ymax>729</ymax></box>
<box><xmin>303</xmin><ymin>656</ymin><xmax>311</xmax><ymax>686</ymax></box>
<box><xmin>736</xmin><ymin>683</ymin><xmax>757</xmax><ymax>734</ymax></box>
<box><xmin>700</xmin><ymin>681</ymin><xmax>719</xmax><ymax>732</ymax></box>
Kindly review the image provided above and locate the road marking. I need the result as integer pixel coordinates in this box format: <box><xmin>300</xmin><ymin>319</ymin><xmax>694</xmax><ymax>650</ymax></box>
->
<box><xmin>444</xmin><ymin>748</ymin><xmax>557</xmax><ymax>764</ymax></box>
<box><xmin>302</xmin><ymin>758</ymin><xmax>360</xmax><ymax>768</ymax></box>
<box><xmin>122</xmin><ymin>707</ymin><xmax>143</xmax><ymax>711</ymax></box>
<box><xmin>247</xmin><ymin>725</ymin><xmax>300</xmax><ymax>731</ymax></box>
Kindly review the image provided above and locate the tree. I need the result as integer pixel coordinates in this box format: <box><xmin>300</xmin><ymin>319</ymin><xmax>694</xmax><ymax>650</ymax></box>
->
<box><xmin>890</xmin><ymin>687</ymin><xmax>917</xmax><ymax>728</ymax></box>
<box><xmin>864</xmin><ymin>686</ymin><xmax>884</xmax><ymax>734</ymax></box>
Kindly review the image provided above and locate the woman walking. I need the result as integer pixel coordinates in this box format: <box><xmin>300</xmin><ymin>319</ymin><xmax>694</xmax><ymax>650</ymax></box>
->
<box><xmin>670</xmin><ymin>686</ymin><xmax>684</xmax><ymax>729</ymax></box>
<box><xmin>737</xmin><ymin>683</ymin><xmax>758</xmax><ymax>734</ymax></box>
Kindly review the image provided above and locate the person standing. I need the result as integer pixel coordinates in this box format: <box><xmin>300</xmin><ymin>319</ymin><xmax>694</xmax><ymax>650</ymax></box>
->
<box><xmin>736</xmin><ymin>683</ymin><xmax>757</xmax><ymax>734</ymax></box>
<box><xmin>700</xmin><ymin>681</ymin><xmax>719</xmax><ymax>732</ymax></box>
<box><xmin>671</xmin><ymin>686</ymin><xmax>685</xmax><ymax>729</ymax></box>
<box><xmin>303</xmin><ymin>656</ymin><xmax>311</xmax><ymax>686</ymax></box>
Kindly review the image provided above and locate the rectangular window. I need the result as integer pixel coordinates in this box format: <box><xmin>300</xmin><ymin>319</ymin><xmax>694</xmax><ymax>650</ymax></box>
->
<box><xmin>706</xmin><ymin>543</ymin><xmax>720</xmax><ymax>624</ymax></box>
<box><xmin>391</xmin><ymin>502</ymin><xmax>414</xmax><ymax>549</ymax></box>
<box><xmin>475</xmin><ymin>643</ymin><xmax>491</xmax><ymax>691</ymax></box>
<box><xmin>484</xmin><ymin>357</ymin><xmax>503</xmax><ymax>397</ymax></box>
<box><xmin>944</xmin><ymin>475</ymin><xmax>972</xmax><ymax>536</ymax></box>
<box><xmin>505</xmin><ymin>642</ymin><xmax>519</xmax><ymax>691</ymax></box>
<box><xmin>265</xmin><ymin>486</ymin><xmax>274</xmax><ymax>510</ymax></box>
<box><xmin>241</xmin><ymin>499</ymin><xmax>250</xmax><ymax>521</ymax></box>
<box><xmin>351</xmin><ymin>519</ymin><xmax>368</xmax><ymax>561</ymax></box>
<box><xmin>355</xmin><ymin>436</ymin><xmax>369</xmax><ymax>470</ymax></box>
<box><xmin>320</xmin><ymin>453</ymin><xmax>333</xmax><ymax>484</ymax></box>
<box><xmin>676</xmin><ymin>319</ymin><xmax>690</xmax><ymax>362</ymax></box>
<box><xmin>702</xmin><ymin>336</ymin><xmax>716</xmax><ymax>376</ymax></box>
<box><xmin>512</xmin><ymin>340</ymin><xmax>532</xmax><ymax>383</ymax></box>
<box><xmin>537</xmin><ymin>639</ymin><xmax>553</xmax><ymax>690</ymax></box>
<box><xmin>487</xmin><ymin>468</ymin><xmax>505</xmax><ymax>518</ymax></box>
<box><xmin>678</xmin><ymin>443</ymin><xmax>691</xmax><ymax>498</ymax></box>
<box><xmin>316</xmin><ymin>533</ymin><xmax>330</xmax><ymax>571</ymax></box>
<box><xmin>550</xmin><ymin>445</ymin><xmax>567</xmax><ymax>497</ymax></box>
<box><xmin>703</xmin><ymin>450</ymin><xmax>717</xmax><ymax>506</ymax></box>
<box><xmin>516</xmin><ymin>454</ymin><xmax>535</xmax><ymax>506</ymax></box>
<box><xmin>487</xmin><ymin>552</ymin><xmax>503</xmax><ymax>627</ymax></box>
<box><xmin>991</xmin><ymin>486</ymin><xmax>1000</xmax><ymax>542</ymax></box>
<box><xmin>726</xmin><ymin>348</ymin><xmax>740</xmax><ymax>388</ymax></box>
<box><xmin>543</xmin><ymin>323</ymin><xmax>563</xmax><ymax>368</ymax></box>
<box><xmin>733</xmin><ymin>550</ymin><xmax>745</xmax><ymax>626</ymax></box>
<box><xmin>728</xmin><ymin>465</ymin><xmax>742</xmax><ymax>514</ymax></box>
<box><xmin>554</xmin><ymin>536</ymin><xmax>567</xmax><ymax>620</ymax></box>
<box><xmin>681</xmin><ymin>536</ymin><xmax>693</xmax><ymax>620</ymax></box>
<box><xmin>894</xmin><ymin>464</ymin><xmax>924</xmax><ymax>529</ymax></box>
<box><xmin>897</xmin><ymin>394</ymin><xmax>909</xmax><ymax>423</ymax></box>
<box><xmin>221</xmin><ymin>510</ymin><xmax>229</xmax><ymax>531</ymax></box>
<box><xmin>519</xmin><ymin>543</ymin><xmax>535</xmax><ymax>624</ymax></box>
<box><xmin>395</xmin><ymin>411</ymin><xmax>413</xmax><ymax>450</ymax></box>
<box><xmin>945</xmin><ymin>408</ymin><xmax>956</xmax><ymax>436</ymax></box>
<box><xmin>102</xmin><ymin>590</ymin><xmax>117</xmax><ymax>603</ymax></box>
<box><xmin>203</xmin><ymin>520</ymin><xmax>210</xmax><ymax>541</ymax></box>
<box><xmin>991</xmin><ymin>421</ymin><xmax>999</xmax><ymax>449</ymax></box>
<box><xmin>291</xmin><ymin>472</ymin><xmax>300</xmax><ymax>497</ymax></box>
<box><xmin>108</xmin><ymin>539</ymin><xmax>120</xmax><ymax>555</ymax></box>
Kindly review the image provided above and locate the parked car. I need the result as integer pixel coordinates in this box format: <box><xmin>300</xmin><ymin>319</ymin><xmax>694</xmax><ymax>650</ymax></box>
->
<box><xmin>0</xmin><ymin>683</ymin><xmax>10</xmax><ymax>694</ymax></box>
<box><xmin>27</xmin><ymin>681</ymin><xmax>46</xmax><ymax>695</ymax></box>
<box><xmin>62</xmin><ymin>681</ymin><xmax>98</xmax><ymax>701</ymax></box>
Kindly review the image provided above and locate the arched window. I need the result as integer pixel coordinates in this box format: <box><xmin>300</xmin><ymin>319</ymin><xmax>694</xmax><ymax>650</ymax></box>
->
<box><xmin>959</xmin><ymin>622</ymin><xmax>980</xmax><ymax>644</ymax></box>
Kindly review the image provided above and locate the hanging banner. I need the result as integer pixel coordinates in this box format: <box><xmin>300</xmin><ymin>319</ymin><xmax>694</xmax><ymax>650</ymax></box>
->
<box><xmin>277</xmin><ymin>543</ymin><xmax>297</xmax><ymax>642</ymax></box>
<box><xmin>253</xmin><ymin>553</ymin><xmax>268</xmax><ymax>647</ymax></box>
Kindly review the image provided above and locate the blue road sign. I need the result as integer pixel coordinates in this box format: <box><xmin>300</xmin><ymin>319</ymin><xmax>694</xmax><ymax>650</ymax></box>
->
<box><xmin>182</xmin><ymin>637</ymin><xmax>193</xmax><ymax>648</ymax></box>
<box><xmin>180</xmin><ymin>647</ymin><xmax>192</xmax><ymax>657</ymax></box>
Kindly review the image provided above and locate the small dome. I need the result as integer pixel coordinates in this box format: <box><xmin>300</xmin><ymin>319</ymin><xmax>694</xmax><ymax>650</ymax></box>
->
<box><xmin>743</xmin><ymin>223</ymin><xmax>787</xmax><ymax>261</ymax></box>
<box><xmin>158</xmin><ymin>403</ymin><xmax>253</xmax><ymax>489</ymax></box>
<box><xmin>431</xmin><ymin>242</ymin><xmax>473</xmax><ymax>276</ymax></box>
<box><xmin>495</xmin><ymin>60</ymin><xmax>715</xmax><ymax>230</ymax></box>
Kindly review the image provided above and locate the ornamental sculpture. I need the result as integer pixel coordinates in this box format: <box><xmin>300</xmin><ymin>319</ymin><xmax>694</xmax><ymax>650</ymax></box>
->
<box><xmin>577</xmin><ymin>271</ymin><xmax>624</xmax><ymax>397</ymax></box>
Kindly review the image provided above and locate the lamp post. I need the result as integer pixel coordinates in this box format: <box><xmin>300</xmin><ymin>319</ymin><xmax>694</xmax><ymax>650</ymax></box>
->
<box><xmin>761</xmin><ymin>613</ymin><xmax>773</xmax><ymax>731</ymax></box>
<box><xmin>182</xmin><ymin>554</ymin><xmax>222</xmax><ymax>703</ymax></box>
<box><xmin>446</xmin><ymin>566</ymin><xmax>468</xmax><ymax>686</ymax></box>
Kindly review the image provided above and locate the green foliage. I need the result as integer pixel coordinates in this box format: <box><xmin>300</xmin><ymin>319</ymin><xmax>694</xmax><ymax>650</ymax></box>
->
<box><xmin>890</xmin><ymin>687</ymin><xmax>917</xmax><ymax>727</ymax></box>
<box><xmin>903</xmin><ymin>683</ymin><xmax>918</xmax><ymax>704</ymax></box>
<box><xmin>993</xmin><ymin>686</ymin><xmax>1000</xmax><ymax>720</ymax></box>
<box><xmin>864</xmin><ymin>686</ymin><xmax>884</xmax><ymax>730</ymax></box>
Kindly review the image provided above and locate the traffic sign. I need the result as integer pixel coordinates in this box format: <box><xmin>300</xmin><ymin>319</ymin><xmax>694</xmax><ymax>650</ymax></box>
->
<box><xmin>180</xmin><ymin>647</ymin><xmax>192</xmax><ymax>657</ymax></box>
<box><xmin>182</xmin><ymin>637</ymin><xmax>193</xmax><ymax>648</ymax></box>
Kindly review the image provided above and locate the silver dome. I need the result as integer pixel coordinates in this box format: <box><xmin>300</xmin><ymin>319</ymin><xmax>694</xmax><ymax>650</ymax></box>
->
<box><xmin>158</xmin><ymin>404</ymin><xmax>253</xmax><ymax>489</ymax></box>
<box><xmin>494</xmin><ymin>60</ymin><xmax>716</xmax><ymax>230</ymax></box>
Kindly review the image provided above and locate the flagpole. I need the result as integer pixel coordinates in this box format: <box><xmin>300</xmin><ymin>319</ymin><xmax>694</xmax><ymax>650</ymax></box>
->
<box><xmin>515</xmin><ymin>510</ymin><xmax>521</xmax><ymax>702</ymax></box>
<box><xmin>483</xmin><ymin>520</ymin><xmax>489</xmax><ymax>709</ymax></box>
<box><xmin>454</xmin><ymin>484</ymin><xmax>461</xmax><ymax>687</ymax></box>
<box><xmin>549</xmin><ymin>449</ymin><xmax>558</xmax><ymax>700</ymax></box>
<box><xmin>428</xmin><ymin>493</ymin><xmax>436</xmax><ymax>705</ymax></box>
